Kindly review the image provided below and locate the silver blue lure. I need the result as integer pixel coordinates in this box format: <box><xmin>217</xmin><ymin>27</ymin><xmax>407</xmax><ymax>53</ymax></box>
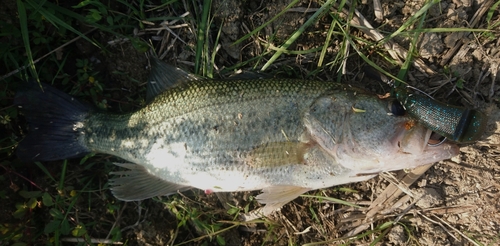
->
<box><xmin>394</xmin><ymin>87</ymin><xmax>487</xmax><ymax>143</ymax></box>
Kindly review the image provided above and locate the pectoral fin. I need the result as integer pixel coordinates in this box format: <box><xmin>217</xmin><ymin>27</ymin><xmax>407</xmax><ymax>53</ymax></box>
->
<box><xmin>256</xmin><ymin>185</ymin><xmax>310</xmax><ymax>204</ymax></box>
<box><xmin>110</xmin><ymin>163</ymin><xmax>191</xmax><ymax>201</ymax></box>
<box><xmin>242</xmin><ymin>185</ymin><xmax>310</xmax><ymax>221</ymax></box>
<box><xmin>246</xmin><ymin>142</ymin><xmax>311</xmax><ymax>168</ymax></box>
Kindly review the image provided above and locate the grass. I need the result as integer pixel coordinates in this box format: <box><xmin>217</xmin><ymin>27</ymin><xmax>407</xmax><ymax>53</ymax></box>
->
<box><xmin>1</xmin><ymin>0</ymin><xmax>498</xmax><ymax>245</ymax></box>
<box><xmin>1</xmin><ymin>1</ymin><xmax>150</xmax><ymax>244</ymax></box>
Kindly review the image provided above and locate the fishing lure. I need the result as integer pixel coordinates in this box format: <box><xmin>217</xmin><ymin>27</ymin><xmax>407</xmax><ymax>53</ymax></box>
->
<box><xmin>394</xmin><ymin>87</ymin><xmax>487</xmax><ymax>143</ymax></box>
<box><xmin>362</xmin><ymin>65</ymin><xmax>487</xmax><ymax>143</ymax></box>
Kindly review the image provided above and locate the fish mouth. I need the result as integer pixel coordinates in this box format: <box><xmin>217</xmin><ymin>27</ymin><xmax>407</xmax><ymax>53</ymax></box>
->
<box><xmin>393</xmin><ymin>121</ymin><xmax>460</xmax><ymax>165</ymax></box>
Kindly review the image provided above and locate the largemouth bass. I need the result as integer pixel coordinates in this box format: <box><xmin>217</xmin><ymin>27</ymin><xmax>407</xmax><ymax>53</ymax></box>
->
<box><xmin>15</xmin><ymin>59</ymin><xmax>459</xmax><ymax>217</ymax></box>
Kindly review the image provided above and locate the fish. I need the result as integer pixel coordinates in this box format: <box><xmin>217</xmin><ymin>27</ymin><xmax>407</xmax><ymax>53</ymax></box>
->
<box><xmin>15</xmin><ymin>58</ymin><xmax>460</xmax><ymax>218</ymax></box>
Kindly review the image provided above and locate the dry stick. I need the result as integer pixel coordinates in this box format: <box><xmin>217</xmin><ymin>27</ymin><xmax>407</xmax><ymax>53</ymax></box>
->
<box><xmin>417</xmin><ymin>211</ymin><xmax>482</xmax><ymax>246</ymax></box>
<box><xmin>429</xmin><ymin>213</ymin><xmax>482</xmax><ymax>246</ymax></box>
<box><xmin>144</xmin><ymin>22</ymin><xmax>189</xmax><ymax>46</ymax></box>
<box><xmin>373</xmin><ymin>0</ymin><xmax>383</xmax><ymax>23</ymax></box>
<box><xmin>378</xmin><ymin>171</ymin><xmax>419</xmax><ymax>199</ymax></box>
<box><xmin>343</xmin><ymin>163</ymin><xmax>434</xmax><ymax>236</ymax></box>
<box><xmin>366</xmin><ymin>164</ymin><xmax>433</xmax><ymax>217</ymax></box>
<box><xmin>0</xmin><ymin>27</ymin><xmax>98</xmax><ymax>81</ymax></box>
<box><xmin>417</xmin><ymin>211</ymin><xmax>460</xmax><ymax>242</ymax></box>
<box><xmin>422</xmin><ymin>204</ymin><xmax>477</xmax><ymax>215</ymax></box>
<box><xmin>440</xmin><ymin>0</ymin><xmax>495</xmax><ymax>66</ymax></box>
<box><xmin>375</xmin><ymin>195</ymin><xmax>411</xmax><ymax>216</ymax></box>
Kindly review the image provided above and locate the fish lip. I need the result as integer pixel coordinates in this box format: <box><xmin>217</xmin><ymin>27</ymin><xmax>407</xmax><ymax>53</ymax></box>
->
<box><xmin>395</xmin><ymin>121</ymin><xmax>460</xmax><ymax>159</ymax></box>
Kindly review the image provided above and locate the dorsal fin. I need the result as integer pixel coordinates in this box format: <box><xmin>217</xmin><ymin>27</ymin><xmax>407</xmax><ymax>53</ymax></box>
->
<box><xmin>146</xmin><ymin>58</ymin><xmax>199</xmax><ymax>102</ymax></box>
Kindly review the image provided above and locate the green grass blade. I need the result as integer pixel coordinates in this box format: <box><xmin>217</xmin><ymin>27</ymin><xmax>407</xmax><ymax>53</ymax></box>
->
<box><xmin>17</xmin><ymin>0</ymin><xmax>38</xmax><ymax>82</ymax></box>
<box><xmin>397</xmin><ymin>2</ymin><xmax>428</xmax><ymax>82</ymax></box>
<box><xmin>336</xmin><ymin>1</ymin><xmax>356</xmax><ymax>83</ymax></box>
<box><xmin>208</xmin><ymin>22</ymin><xmax>223</xmax><ymax>78</ymax></box>
<box><xmin>267</xmin><ymin>44</ymin><xmax>323</xmax><ymax>54</ymax></box>
<box><xmin>382</xmin><ymin>0</ymin><xmax>439</xmax><ymax>42</ymax></box>
<box><xmin>58</xmin><ymin>159</ymin><xmax>68</xmax><ymax>192</ymax></box>
<box><xmin>261</xmin><ymin>0</ymin><xmax>336</xmax><ymax>71</ymax></box>
<box><xmin>30</xmin><ymin>0</ymin><xmax>138</xmax><ymax>48</ymax></box>
<box><xmin>487</xmin><ymin>0</ymin><xmax>500</xmax><ymax>25</ymax></box>
<box><xmin>25</xmin><ymin>0</ymin><xmax>100</xmax><ymax>48</ymax></box>
<box><xmin>318</xmin><ymin>17</ymin><xmax>337</xmax><ymax>67</ymax></box>
<box><xmin>34</xmin><ymin>162</ymin><xmax>56</xmax><ymax>182</ymax></box>
<box><xmin>195</xmin><ymin>0</ymin><xmax>211</xmax><ymax>75</ymax></box>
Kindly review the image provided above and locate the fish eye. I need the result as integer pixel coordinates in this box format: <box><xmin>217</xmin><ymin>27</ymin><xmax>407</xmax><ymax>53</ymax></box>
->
<box><xmin>388</xmin><ymin>100</ymin><xmax>405</xmax><ymax>116</ymax></box>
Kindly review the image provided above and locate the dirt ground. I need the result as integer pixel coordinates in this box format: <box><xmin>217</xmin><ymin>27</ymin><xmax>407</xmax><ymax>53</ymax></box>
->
<box><xmin>2</xmin><ymin>0</ymin><xmax>500</xmax><ymax>245</ymax></box>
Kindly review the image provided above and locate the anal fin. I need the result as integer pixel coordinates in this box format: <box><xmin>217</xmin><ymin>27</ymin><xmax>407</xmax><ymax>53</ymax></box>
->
<box><xmin>110</xmin><ymin>163</ymin><xmax>191</xmax><ymax>201</ymax></box>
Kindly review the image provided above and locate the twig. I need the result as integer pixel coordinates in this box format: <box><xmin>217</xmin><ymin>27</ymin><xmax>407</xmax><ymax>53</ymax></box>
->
<box><xmin>1</xmin><ymin>164</ymin><xmax>44</xmax><ymax>191</ymax></box>
<box><xmin>373</xmin><ymin>0</ymin><xmax>383</xmax><ymax>22</ymax></box>
<box><xmin>342</xmin><ymin>163</ymin><xmax>434</xmax><ymax>236</ymax></box>
<box><xmin>430</xmin><ymin>213</ymin><xmax>481</xmax><ymax>246</ymax></box>
<box><xmin>417</xmin><ymin>211</ymin><xmax>460</xmax><ymax>242</ymax></box>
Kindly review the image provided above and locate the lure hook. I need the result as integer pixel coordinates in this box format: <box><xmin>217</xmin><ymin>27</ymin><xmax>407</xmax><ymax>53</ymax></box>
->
<box><xmin>427</xmin><ymin>136</ymin><xmax>447</xmax><ymax>147</ymax></box>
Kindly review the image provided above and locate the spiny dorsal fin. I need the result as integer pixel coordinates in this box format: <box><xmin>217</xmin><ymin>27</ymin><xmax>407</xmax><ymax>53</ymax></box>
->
<box><xmin>110</xmin><ymin>163</ymin><xmax>191</xmax><ymax>201</ymax></box>
<box><xmin>146</xmin><ymin>57</ymin><xmax>200</xmax><ymax>102</ymax></box>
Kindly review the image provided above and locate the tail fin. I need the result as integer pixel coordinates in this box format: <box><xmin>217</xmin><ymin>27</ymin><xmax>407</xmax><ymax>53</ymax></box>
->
<box><xmin>15</xmin><ymin>82</ymin><xmax>91</xmax><ymax>161</ymax></box>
